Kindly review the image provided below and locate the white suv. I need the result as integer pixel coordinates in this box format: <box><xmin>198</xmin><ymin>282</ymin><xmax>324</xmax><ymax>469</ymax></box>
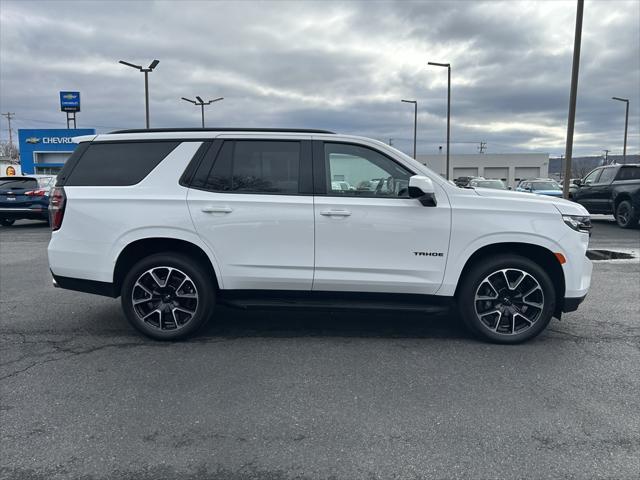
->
<box><xmin>48</xmin><ymin>128</ymin><xmax>593</xmax><ymax>343</ymax></box>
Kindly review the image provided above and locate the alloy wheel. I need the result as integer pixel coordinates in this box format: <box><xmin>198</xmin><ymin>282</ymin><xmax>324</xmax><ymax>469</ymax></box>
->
<box><xmin>474</xmin><ymin>268</ymin><xmax>544</xmax><ymax>336</ymax></box>
<box><xmin>131</xmin><ymin>266</ymin><xmax>199</xmax><ymax>331</ymax></box>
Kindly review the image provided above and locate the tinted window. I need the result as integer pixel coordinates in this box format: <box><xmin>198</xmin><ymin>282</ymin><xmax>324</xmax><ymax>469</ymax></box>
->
<box><xmin>324</xmin><ymin>143</ymin><xmax>412</xmax><ymax>197</ymax></box>
<box><xmin>596</xmin><ymin>167</ymin><xmax>617</xmax><ymax>184</ymax></box>
<box><xmin>65</xmin><ymin>141</ymin><xmax>180</xmax><ymax>186</ymax></box>
<box><xmin>0</xmin><ymin>177</ymin><xmax>38</xmax><ymax>190</ymax></box>
<box><xmin>583</xmin><ymin>168</ymin><xmax>601</xmax><ymax>185</ymax></box>
<box><xmin>531</xmin><ymin>181</ymin><xmax>561</xmax><ymax>191</ymax></box>
<box><xmin>201</xmin><ymin>141</ymin><xmax>300</xmax><ymax>194</ymax></box>
<box><xmin>616</xmin><ymin>166</ymin><xmax>640</xmax><ymax>181</ymax></box>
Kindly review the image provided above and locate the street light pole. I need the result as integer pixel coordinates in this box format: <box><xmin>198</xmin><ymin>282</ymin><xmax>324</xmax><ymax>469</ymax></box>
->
<box><xmin>401</xmin><ymin>99</ymin><xmax>417</xmax><ymax>159</ymax></box>
<box><xmin>119</xmin><ymin>59</ymin><xmax>160</xmax><ymax>129</ymax></box>
<box><xmin>428</xmin><ymin>61</ymin><xmax>451</xmax><ymax>179</ymax></box>
<box><xmin>562</xmin><ymin>0</ymin><xmax>583</xmax><ymax>199</ymax></box>
<box><xmin>181</xmin><ymin>96</ymin><xmax>224</xmax><ymax>128</ymax></box>
<box><xmin>612</xmin><ymin>97</ymin><xmax>629</xmax><ymax>163</ymax></box>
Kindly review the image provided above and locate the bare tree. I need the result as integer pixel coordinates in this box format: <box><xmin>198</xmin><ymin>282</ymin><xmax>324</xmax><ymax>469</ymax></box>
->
<box><xmin>0</xmin><ymin>141</ymin><xmax>19</xmax><ymax>162</ymax></box>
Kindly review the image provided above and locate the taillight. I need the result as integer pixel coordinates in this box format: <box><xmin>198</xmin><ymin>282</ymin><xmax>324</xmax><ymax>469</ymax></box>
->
<box><xmin>49</xmin><ymin>187</ymin><xmax>66</xmax><ymax>231</ymax></box>
<box><xmin>25</xmin><ymin>189</ymin><xmax>48</xmax><ymax>197</ymax></box>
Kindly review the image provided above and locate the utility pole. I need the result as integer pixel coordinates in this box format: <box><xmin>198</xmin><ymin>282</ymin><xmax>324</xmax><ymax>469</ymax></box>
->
<box><xmin>388</xmin><ymin>138</ymin><xmax>394</xmax><ymax>147</ymax></box>
<box><xmin>428</xmin><ymin>61</ymin><xmax>451</xmax><ymax>179</ymax></box>
<box><xmin>562</xmin><ymin>0</ymin><xmax>584</xmax><ymax>200</ymax></box>
<box><xmin>1</xmin><ymin>112</ymin><xmax>15</xmax><ymax>160</ymax></box>
<box><xmin>401</xmin><ymin>99</ymin><xmax>418</xmax><ymax>159</ymax></box>
<box><xmin>611</xmin><ymin>97</ymin><xmax>629</xmax><ymax>164</ymax></box>
<box><xmin>478</xmin><ymin>141</ymin><xmax>487</xmax><ymax>154</ymax></box>
<box><xmin>603</xmin><ymin>149</ymin><xmax>610</xmax><ymax>165</ymax></box>
<box><xmin>119</xmin><ymin>59</ymin><xmax>160</xmax><ymax>129</ymax></box>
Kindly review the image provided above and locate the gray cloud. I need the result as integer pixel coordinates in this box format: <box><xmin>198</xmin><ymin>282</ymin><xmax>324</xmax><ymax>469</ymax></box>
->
<box><xmin>0</xmin><ymin>0</ymin><xmax>638</xmax><ymax>157</ymax></box>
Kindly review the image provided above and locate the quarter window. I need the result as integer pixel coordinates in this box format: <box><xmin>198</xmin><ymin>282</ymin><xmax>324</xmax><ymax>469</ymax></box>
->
<box><xmin>324</xmin><ymin>143</ymin><xmax>412</xmax><ymax>197</ymax></box>
<box><xmin>200</xmin><ymin>141</ymin><xmax>300</xmax><ymax>194</ymax></box>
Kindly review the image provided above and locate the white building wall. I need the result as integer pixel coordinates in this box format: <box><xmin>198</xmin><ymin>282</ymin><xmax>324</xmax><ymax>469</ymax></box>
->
<box><xmin>417</xmin><ymin>153</ymin><xmax>549</xmax><ymax>188</ymax></box>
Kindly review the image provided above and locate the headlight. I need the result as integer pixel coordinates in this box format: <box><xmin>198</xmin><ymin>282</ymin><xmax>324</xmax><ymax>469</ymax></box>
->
<box><xmin>562</xmin><ymin>215</ymin><xmax>592</xmax><ymax>234</ymax></box>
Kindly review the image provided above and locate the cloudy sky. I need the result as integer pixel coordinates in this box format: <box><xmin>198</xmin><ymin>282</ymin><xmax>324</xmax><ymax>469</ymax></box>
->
<box><xmin>1</xmin><ymin>0</ymin><xmax>638</xmax><ymax>156</ymax></box>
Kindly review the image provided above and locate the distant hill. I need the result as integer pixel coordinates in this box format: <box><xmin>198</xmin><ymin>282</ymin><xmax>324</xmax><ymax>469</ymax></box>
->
<box><xmin>549</xmin><ymin>155</ymin><xmax>639</xmax><ymax>178</ymax></box>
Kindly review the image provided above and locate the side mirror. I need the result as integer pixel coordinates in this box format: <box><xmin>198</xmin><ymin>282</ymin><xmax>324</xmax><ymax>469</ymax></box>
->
<box><xmin>409</xmin><ymin>175</ymin><xmax>437</xmax><ymax>206</ymax></box>
<box><xmin>573</xmin><ymin>179</ymin><xmax>582</xmax><ymax>186</ymax></box>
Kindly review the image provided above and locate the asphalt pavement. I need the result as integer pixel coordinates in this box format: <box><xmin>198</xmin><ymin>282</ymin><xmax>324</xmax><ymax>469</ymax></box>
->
<box><xmin>1</xmin><ymin>218</ymin><xmax>639</xmax><ymax>480</ymax></box>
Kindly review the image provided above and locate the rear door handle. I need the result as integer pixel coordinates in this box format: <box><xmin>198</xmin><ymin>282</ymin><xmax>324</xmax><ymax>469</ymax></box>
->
<box><xmin>320</xmin><ymin>209</ymin><xmax>351</xmax><ymax>217</ymax></box>
<box><xmin>201</xmin><ymin>205</ymin><xmax>233</xmax><ymax>214</ymax></box>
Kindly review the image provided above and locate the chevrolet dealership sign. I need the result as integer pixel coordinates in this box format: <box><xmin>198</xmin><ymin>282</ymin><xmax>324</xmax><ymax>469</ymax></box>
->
<box><xmin>60</xmin><ymin>91</ymin><xmax>81</xmax><ymax>112</ymax></box>
<box><xmin>17</xmin><ymin>128</ymin><xmax>95</xmax><ymax>174</ymax></box>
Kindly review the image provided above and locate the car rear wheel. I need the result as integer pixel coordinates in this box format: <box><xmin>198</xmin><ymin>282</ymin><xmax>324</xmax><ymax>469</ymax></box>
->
<box><xmin>615</xmin><ymin>200</ymin><xmax>639</xmax><ymax>229</ymax></box>
<box><xmin>121</xmin><ymin>253</ymin><xmax>215</xmax><ymax>340</ymax></box>
<box><xmin>458</xmin><ymin>255</ymin><xmax>556</xmax><ymax>344</ymax></box>
<box><xmin>0</xmin><ymin>218</ymin><xmax>15</xmax><ymax>227</ymax></box>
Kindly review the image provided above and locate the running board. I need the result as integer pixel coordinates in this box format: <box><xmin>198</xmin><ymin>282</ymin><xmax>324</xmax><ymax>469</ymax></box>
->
<box><xmin>218</xmin><ymin>291</ymin><xmax>453</xmax><ymax>315</ymax></box>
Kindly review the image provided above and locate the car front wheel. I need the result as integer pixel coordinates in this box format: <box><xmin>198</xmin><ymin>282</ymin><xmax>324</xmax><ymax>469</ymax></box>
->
<box><xmin>458</xmin><ymin>255</ymin><xmax>556</xmax><ymax>344</ymax></box>
<box><xmin>121</xmin><ymin>253</ymin><xmax>215</xmax><ymax>340</ymax></box>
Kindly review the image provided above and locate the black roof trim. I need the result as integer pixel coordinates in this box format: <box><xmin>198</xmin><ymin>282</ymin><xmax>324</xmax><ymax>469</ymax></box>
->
<box><xmin>109</xmin><ymin>127</ymin><xmax>336</xmax><ymax>135</ymax></box>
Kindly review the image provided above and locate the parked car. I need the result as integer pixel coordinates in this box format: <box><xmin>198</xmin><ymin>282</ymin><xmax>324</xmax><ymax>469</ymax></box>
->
<box><xmin>454</xmin><ymin>176</ymin><xmax>480</xmax><ymax>188</ymax></box>
<box><xmin>571</xmin><ymin>164</ymin><xmax>640</xmax><ymax>228</ymax></box>
<box><xmin>48</xmin><ymin>128</ymin><xmax>592</xmax><ymax>344</ymax></box>
<box><xmin>516</xmin><ymin>180</ymin><xmax>563</xmax><ymax>197</ymax></box>
<box><xmin>0</xmin><ymin>175</ymin><xmax>55</xmax><ymax>226</ymax></box>
<box><xmin>468</xmin><ymin>179</ymin><xmax>508</xmax><ymax>190</ymax></box>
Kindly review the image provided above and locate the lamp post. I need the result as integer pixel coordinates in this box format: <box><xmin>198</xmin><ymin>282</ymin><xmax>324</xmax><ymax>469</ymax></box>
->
<box><xmin>428</xmin><ymin>61</ymin><xmax>451</xmax><ymax>179</ymax></box>
<box><xmin>562</xmin><ymin>0</ymin><xmax>584</xmax><ymax>199</ymax></box>
<box><xmin>181</xmin><ymin>96</ymin><xmax>224</xmax><ymax>128</ymax></box>
<box><xmin>401</xmin><ymin>99</ymin><xmax>417</xmax><ymax>159</ymax></box>
<box><xmin>119</xmin><ymin>59</ymin><xmax>160</xmax><ymax>129</ymax></box>
<box><xmin>612</xmin><ymin>96</ymin><xmax>629</xmax><ymax>163</ymax></box>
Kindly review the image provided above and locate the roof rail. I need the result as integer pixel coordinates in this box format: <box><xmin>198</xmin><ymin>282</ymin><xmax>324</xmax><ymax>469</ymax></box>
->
<box><xmin>109</xmin><ymin>127</ymin><xmax>336</xmax><ymax>134</ymax></box>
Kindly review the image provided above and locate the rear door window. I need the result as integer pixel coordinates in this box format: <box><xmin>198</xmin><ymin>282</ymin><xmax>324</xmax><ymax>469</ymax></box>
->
<box><xmin>64</xmin><ymin>141</ymin><xmax>180</xmax><ymax>186</ymax></box>
<box><xmin>197</xmin><ymin>140</ymin><xmax>301</xmax><ymax>194</ymax></box>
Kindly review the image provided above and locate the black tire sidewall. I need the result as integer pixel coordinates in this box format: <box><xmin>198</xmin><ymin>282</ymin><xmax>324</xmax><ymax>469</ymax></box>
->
<box><xmin>458</xmin><ymin>255</ymin><xmax>556</xmax><ymax>344</ymax></box>
<box><xmin>121</xmin><ymin>253</ymin><xmax>215</xmax><ymax>340</ymax></box>
<box><xmin>616</xmin><ymin>200</ymin><xmax>636</xmax><ymax>229</ymax></box>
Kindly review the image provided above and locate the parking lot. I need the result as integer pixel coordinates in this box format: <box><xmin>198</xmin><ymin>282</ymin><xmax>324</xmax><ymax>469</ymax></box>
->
<box><xmin>1</xmin><ymin>218</ymin><xmax>639</xmax><ymax>480</ymax></box>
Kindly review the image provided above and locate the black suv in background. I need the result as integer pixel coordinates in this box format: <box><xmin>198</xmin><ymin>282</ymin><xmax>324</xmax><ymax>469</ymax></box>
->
<box><xmin>572</xmin><ymin>164</ymin><xmax>640</xmax><ymax>228</ymax></box>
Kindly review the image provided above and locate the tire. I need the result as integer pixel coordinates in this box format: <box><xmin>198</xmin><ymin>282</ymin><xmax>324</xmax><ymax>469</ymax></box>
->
<box><xmin>0</xmin><ymin>218</ymin><xmax>15</xmax><ymax>227</ymax></box>
<box><xmin>457</xmin><ymin>254</ymin><xmax>556</xmax><ymax>344</ymax></box>
<box><xmin>121</xmin><ymin>252</ymin><xmax>215</xmax><ymax>340</ymax></box>
<box><xmin>615</xmin><ymin>200</ymin><xmax>639</xmax><ymax>229</ymax></box>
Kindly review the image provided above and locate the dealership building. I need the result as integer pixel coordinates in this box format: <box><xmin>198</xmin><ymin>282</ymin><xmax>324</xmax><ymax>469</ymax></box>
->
<box><xmin>18</xmin><ymin>128</ymin><xmax>95</xmax><ymax>175</ymax></box>
<box><xmin>417</xmin><ymin>153</ymin><xmax>550</xmax><ymax>188</ymax></box>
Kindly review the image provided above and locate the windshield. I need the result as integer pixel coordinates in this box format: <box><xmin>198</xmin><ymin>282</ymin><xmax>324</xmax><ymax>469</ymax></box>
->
<box><xmin>37</xmin><ymin>176</ymin><xmax>56</xmax><ymax>188</ymax></box>
<box><xmin>473</xmin><ymin>180</ymin><xmax>507</xmax><ymax>189</ymax></box>
<box><xmin>531</xmin><ymin>181</ymin><xmax>561</xmax><ymax>191</ymax></box>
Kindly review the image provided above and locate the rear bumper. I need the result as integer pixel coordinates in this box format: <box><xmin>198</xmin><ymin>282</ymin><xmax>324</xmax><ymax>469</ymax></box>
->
<box><xmin>51</xmin><ymin>272</ymin><xmax>118</xmax><ymax>298</ymax></box>
<box><xmin>562</xmin><ymin>294</ymin><xmax>587</xmax><ymax>313</ymax></box>
<box><xmin>0</xmin><ymin>207</ymin><xmax>48</xmax><ymax>220</ymax></box>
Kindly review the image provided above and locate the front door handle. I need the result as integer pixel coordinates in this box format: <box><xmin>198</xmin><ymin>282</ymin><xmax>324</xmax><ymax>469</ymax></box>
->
<box><xmin>201</xmin><ymin>205</ymin><xmax>233</xmax><ymax>214</ymax></box>
<box><xmin>320</xmin><ymin>209</ymin><xmax>352</xmax><ymax>217</ymax></box>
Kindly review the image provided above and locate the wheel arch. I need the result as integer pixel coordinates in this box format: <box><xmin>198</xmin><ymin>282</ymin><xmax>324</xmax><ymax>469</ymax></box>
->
<box><xmin>454</xmin><ymin>242</ymin><xmax>566</xmax><ymax>317</ymax></box>
<box><xmin>613</xmin><ymin>192</ymin><xmax>632</xmax><ymax>210</ymax></box>
<box><xmin>113</xmin><ymin>237</ymin><xmax>220</xmax><ymax>295</ymax></box>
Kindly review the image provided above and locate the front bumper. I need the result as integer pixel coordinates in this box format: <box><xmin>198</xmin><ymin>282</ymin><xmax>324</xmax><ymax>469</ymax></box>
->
<box><xmin>562</xmin><ymin>294</ymin><xmax>587</xmax><ymax>312</ymax></box>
